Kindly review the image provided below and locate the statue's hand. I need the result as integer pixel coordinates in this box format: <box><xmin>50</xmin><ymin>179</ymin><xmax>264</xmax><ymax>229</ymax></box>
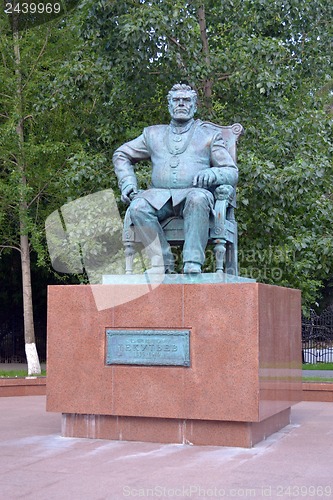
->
<box><xmin>193</xmin><ymin>169</ymin><xmax>217</xmax><ymax>189</ymax></box>
<box><xmin>121</xmin><ymin>185</ymin><xmax>138</xmax><ymax>204</ymax></box>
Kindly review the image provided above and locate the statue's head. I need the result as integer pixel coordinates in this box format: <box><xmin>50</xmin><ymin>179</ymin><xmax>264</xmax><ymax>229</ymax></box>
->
<box><xmin>167</xmin><ymin>83</ymin><xmax>197</xmax><ymax>122</ymax></box>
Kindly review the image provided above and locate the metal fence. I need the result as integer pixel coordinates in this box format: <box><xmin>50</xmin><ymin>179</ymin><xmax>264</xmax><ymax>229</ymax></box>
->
<box><xmin>0</xmin><ymin>317</ymin><xmax>46</xmax><ymax>364</ymax></box>
<box><xmin>302</xmin><ymin>307</ymin><xmax>333</xmax><ymax>364</ymax></box>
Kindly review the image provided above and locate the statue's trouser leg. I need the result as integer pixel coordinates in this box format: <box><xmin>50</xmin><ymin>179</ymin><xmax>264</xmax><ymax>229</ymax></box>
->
<box><xmin>182</xmin><ymin>190</ymin><xmax>210</xmax><ymax>265</ymax></box>
<box><xmin>129</xmin><ymin>198</ymin><xmax>175</xmax><ymax>268</ymax></box>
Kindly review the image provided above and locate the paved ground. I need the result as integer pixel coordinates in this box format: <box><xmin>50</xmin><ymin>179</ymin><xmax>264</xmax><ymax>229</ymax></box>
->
<box><xmin>302</xmin><ymin>370</ymin><xmax>333</xmax><ymax>379</ymax></box>
<box><xmin>0</xmin><ymin>397</ymin><xmax>333</xmax><ymax>500</ymax></box>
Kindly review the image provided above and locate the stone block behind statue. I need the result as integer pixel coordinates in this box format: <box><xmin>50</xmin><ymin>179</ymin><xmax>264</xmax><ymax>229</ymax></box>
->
<box><xmin>113</xmin><ymin>83</ymin><xmax>239</xmax><ymax>274</ymax></box>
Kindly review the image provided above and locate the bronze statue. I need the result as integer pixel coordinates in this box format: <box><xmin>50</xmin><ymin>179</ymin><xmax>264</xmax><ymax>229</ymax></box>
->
<box><xmin>113</xmin><ymin>84</ymin><xmax>238</xmax><ymax>274</ymax></box>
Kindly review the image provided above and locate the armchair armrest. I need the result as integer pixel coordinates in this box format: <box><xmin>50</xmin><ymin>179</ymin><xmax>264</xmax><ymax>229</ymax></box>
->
<box><xmin>214</xmin><ymin>184</ymin><xmax>235</xmax><ymax>203</ymax></box>
<box><xmin>210</xmin><ymin>185</ymin><xmax>236</xmax><ymax>238</ymax></box>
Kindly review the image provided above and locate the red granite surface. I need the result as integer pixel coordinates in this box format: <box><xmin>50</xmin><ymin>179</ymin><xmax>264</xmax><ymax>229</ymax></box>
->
<box><xmin>0</xmin><ymin>377</ymin><xmax>46</xmax><ymax>397</ymax></box>
<box><xmin>46</xmin><ymin>282</ymin><xmax>301</xmax><ymax>446</ymax></box>
<box><xmin>62</xmin><ymin>408</ymin><xmax>291</xmax><ymax>447</ymax></box>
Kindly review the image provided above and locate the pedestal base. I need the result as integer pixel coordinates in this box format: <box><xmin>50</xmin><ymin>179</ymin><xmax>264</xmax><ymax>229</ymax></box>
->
<box><xmin>62</xmin><ymin>408</ymin><xmax>291</xmax><ymax>448</ymax></box>
<box><xmin>47</xmin><ymin>281</ymin><xmax>302</xmax><ymax>447</ymax></box>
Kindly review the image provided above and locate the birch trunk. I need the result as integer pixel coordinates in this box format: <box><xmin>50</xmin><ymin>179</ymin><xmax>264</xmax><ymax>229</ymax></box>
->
<box><xmin>12</xmin><ymin>4</ymin><xmax>41</xmax><ymax>375</ymax></box>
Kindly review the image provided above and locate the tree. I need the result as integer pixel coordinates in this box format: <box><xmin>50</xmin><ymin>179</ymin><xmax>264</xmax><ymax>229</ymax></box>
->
<box><xmin>1</xmin><ymin>0</ymin><xmax>331</xmax><ymax>319</ymax></box>
<box><xmin>53</xmin><ymin>0</ymin><xmax>332</xmax><ymax>309</ymax></box>
<box><xmin>0</xmin><ymin>7</ymin><xmax>85</xmax><ymax>372</ymax></box>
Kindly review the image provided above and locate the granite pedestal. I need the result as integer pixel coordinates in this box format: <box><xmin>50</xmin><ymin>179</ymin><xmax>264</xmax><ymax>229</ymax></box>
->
<box><xmin>46</xmin><ymin>281</ymin><xmax>302</xmax><ymax>447</ymax></box>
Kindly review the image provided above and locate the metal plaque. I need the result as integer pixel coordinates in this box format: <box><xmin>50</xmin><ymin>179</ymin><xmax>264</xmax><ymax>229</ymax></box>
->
<box><xmin>106</xmin><ymin>329</ymin><xmax>190</xmax><ymax>366</ymax></box>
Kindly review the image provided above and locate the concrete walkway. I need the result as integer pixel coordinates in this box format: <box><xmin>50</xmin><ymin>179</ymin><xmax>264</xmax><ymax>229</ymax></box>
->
<box><xmin>302</xmin><ymin>370</ymin><xmax>333</xmax><ymax>379</ymax></box>
<box><xmin>0</xmin><ymin>397</ymin><xmax>332</xmax><ymax>499</ymax></box>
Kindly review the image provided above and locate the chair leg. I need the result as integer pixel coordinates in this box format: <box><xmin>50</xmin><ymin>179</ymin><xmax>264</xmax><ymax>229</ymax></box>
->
<box><xmin>225</xmin><ymin>242</ymin><xmax>238</xmax><ymax>276</ymax></box>
<box><xmin>124</xmin><ymin>241</ymin><xmax>135</xmax><ymax>274</ymax></box>
<box><xmin>213</xmin><ymin>239</ymin><xmax>226</xmax><ymax>272</ymax></box>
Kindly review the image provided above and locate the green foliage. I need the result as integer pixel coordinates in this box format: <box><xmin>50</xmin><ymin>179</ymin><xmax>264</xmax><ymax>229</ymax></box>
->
<box><xmin>64</xmin><ymin>0</ymin><xmax>332</xmax><ymax>309</ymax></box>
<box><xmin>0</xmin><ymin>0</ymin><xmax>332</xmax><ymax>312</ymax></box>
<box><xmin>0</xmin><ymin>12</ymin><xmax>88</xmax><ymax>260</ymax></box>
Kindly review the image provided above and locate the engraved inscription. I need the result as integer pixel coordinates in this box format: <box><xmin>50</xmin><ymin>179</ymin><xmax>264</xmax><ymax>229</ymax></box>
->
<box><xmin>106</xmin><ymin>329</ymin><xmax>190</xmax><ymax>366</ymax></box>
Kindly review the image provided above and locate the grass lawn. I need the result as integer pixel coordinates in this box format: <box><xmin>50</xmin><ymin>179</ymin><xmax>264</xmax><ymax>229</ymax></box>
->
<box><xmin>302</xmin><ymin>362</ymin><xmax>333</xmax><ymax>370</ymax></box>
<box><xmin>302</xmin><ymin>377</ymin><xmax>333</xmax><ymax>382</ymax></box>
<box><xmin>0</xmin><ymin>370</ymin><xmax>47</xmax><ymax>378</ymax></box>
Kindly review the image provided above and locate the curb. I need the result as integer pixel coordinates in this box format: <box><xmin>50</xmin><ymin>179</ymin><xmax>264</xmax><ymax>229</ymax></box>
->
<box><xmin>0</xmin><ymin>377</ymin><xmax>46</xmax><ymax>397</ymax></box>
<box><xmin>1</xmin><ymin>378</ymin><xmax>332</xmax><ymax>402</ymax></box>
<box><xmin>302</xmin><ymin>382</ymin><xmax>333</xmax><ymax>402</ymax></box>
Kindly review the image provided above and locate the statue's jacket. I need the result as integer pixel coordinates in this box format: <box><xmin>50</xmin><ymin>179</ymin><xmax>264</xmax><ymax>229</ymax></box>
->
<box><xmin>113</xmin><ymin>119</ymin><xmax>238</xmax><ymax>210</ymax></box>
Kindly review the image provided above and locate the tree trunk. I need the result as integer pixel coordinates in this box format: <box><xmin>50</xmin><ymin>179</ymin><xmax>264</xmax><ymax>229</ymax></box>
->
<box><xmin>197</xmin><ymin>4</ymin><xmax>212</xmax><ymax>106</ymax></box>
<box><xmin>12</xmin><ymin>4</ymin><xmax>41</xmax><ymax>375</ymax></box>
<box><xmin>21</xmin><ymin>233</ymin><xmax>41</xmax><ymax>375</ymax></box>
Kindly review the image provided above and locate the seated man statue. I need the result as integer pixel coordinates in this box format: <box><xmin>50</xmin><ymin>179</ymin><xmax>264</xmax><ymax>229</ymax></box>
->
<box><xmin>113</xmin><ymin>83</ymin><xmax>238</xmax><ymax>274</ymax></box>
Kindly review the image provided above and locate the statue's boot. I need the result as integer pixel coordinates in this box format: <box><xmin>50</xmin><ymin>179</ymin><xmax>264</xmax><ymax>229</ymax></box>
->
<box><xmin>183</xmin><ymin>262</ymin><xmax>201</xmax><ymax>274</ymax></box>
